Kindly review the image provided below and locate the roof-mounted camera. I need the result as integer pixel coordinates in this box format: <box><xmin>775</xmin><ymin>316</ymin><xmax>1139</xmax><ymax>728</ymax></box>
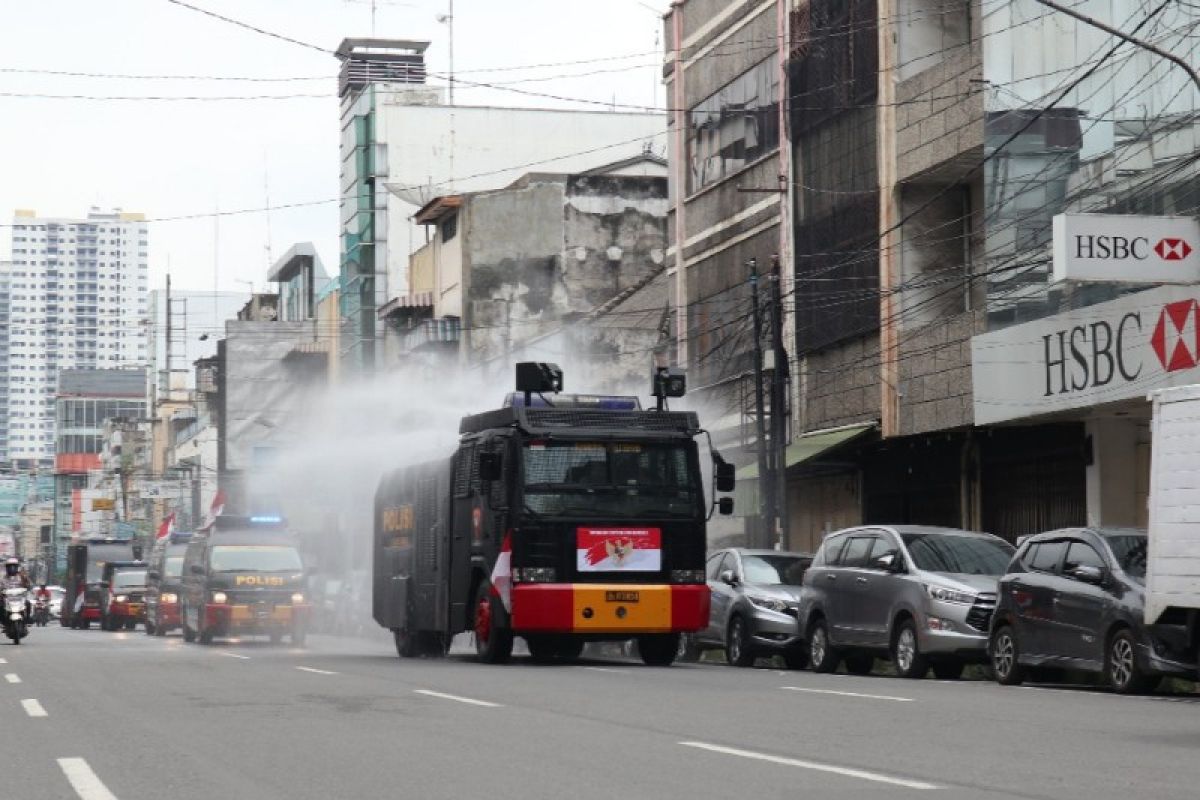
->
<box><xmin>651</xmin><ymin>366</ymin><xmax>686</xmax><ymax>411</ymax></box>
<box><xmin>515</xmin><ymin>362</ymin><xmax>564</xmax><ymax>406</ymax></box>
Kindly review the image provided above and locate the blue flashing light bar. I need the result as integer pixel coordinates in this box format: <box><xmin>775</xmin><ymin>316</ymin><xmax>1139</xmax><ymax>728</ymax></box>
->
<box><xmin>504</xmin><ymin>392</ymin><xmax>641</xmax><ymax>411</ymax></box>
<box><xmin>250</xmin><ymin>515</ymin><xmax>284</xmax><ymax>524</ymax></box>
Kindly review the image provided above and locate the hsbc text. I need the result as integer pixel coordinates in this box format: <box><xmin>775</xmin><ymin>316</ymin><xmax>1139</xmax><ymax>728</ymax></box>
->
<box><xmin>1074</xmin><ymin>235</ymin><xmax>1151</xmax><ymax>260</ymax></box>
<box><xmin>1043</xmin><ymin>313</ymin><xmax>1142</xmax><ymax>396</ymax></box>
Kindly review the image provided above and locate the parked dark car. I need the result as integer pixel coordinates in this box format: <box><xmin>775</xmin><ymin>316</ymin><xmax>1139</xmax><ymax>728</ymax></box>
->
<box><xmin>678</xmin><ymin>548</ymin><xmax>812</xmax><ymax>667</ymax></box>
<box><xmin>799</xmin><ymin>526</ymin><xmax>1015</xmax><ymax>679</ymax></box>
<box><xmin>989</xmin><ymin>527</ymin><xmax>1197</xmax><ymax>693</ymax></box>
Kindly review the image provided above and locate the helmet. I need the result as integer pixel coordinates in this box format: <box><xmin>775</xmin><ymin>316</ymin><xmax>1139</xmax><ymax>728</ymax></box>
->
<box><xmin>4</xmin><ymin>558</ymin><xmax>19</xmax><ymax>578</ymax></box>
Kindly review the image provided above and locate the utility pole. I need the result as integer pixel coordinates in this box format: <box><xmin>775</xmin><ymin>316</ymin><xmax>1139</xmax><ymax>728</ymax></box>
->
<box><xmin>769</xmin><ymin>254</ymin><xmax>790</xmax><ymax>550</ymax></box>
<box><xmin>748</xmin><ymin>259</ymin><xmax>774</xmax><ymax>547</ymax></box>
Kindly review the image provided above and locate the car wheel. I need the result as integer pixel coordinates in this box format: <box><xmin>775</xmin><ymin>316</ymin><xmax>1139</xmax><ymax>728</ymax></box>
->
<box><xmin>473</xmin><ymin>581</ymin><xmax>513</xmax><ymax>664</ymax></box>
<box><xmin>637</xmin><ymin>634</ymin><xmax>679</xmax><ymax>666</ymax></box>
<box><xmin>844</xmin><ymin>653</ymin><xmax>875</xmax><ymax>676</ymax></box>
<box><xmin>725</xmin><ymin>616</ymin><xmax>755</xmax><ymax>667</ymax></box>
<box><xmin>891</xmin><ymin>620</ymin><xmax>928</xmax><ymax>679</ymax></box>
<box><xmin>676</xmin><ymin>633</ymin><xmax>702</xmax><ymax>663</ymax></box>
<box><xmin>990</xmin><ymin>625</ymin><xmax>1024</xmax><ymax>685</ymax></box>
<box><xmin>783</xmin><ymin>645</ymin><xmax>809</xmax><ymax>671</ymax></box>
<box><xmin>807</xmin><ymin>618</ymin><xmax>840</xmax><ymax>673</ymax></box>
<box><xmin>1108</xmin><ymin>628</ymin><xmax>1152</xmax><ymax>694</ymax></box>
<box><xmin>932</xmin><ymin>660</ymin><xmax>964</xmax><ymax>680</ymax></box>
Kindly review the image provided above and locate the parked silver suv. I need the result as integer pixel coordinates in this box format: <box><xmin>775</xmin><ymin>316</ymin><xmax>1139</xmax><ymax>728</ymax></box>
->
<box><xmin>799</xmin><ymin>526</ymin><xmax>1015</xmax><ymax>679</ymax></box>
<box><xmin>679</xmin><ymin>548</ymin><xmax>812</xmax><ymax>668</ymax></box>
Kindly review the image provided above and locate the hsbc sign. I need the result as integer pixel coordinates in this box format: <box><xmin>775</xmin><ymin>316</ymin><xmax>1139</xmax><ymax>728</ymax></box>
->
<box><xmin>1053</xmin><ymin>213</ymin><xmax>1200</xmax><ymax>284</ymax></box>
<box><xmin>972</xmin><ymin>286</ymin><xmax>1200</xmax><ymax>424</ymax></box>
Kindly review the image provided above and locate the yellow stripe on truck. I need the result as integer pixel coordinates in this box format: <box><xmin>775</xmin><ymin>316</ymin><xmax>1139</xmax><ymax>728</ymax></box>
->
<box><xmin>571</xmin><ymin>584</ymin><xmax>672</xmax><ymax>633</ymax></box>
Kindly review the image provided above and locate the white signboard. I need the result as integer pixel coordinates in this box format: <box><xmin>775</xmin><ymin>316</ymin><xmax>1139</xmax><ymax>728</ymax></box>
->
<box><xmin>973</xmin><ymin>285</ymin><xmax>1200</xmax><ymax>424</ymax></box>
<box><xmin>1053</xmin><ymin>213</ymin><xmax>1200</xmax><ymax>284</ymax></box>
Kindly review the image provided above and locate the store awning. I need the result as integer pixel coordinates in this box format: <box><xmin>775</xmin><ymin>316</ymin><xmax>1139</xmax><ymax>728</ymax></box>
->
<box><xmin>736</xmin><ymin>422</ymin><xmax>876</xmax><ymax>480</ymax></box>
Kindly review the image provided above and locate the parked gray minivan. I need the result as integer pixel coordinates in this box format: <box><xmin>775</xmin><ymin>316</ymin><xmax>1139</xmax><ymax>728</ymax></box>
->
<box><xmin>798</xmin><ymin>525</ymin><xmax>1015</xmax><ymax>679</ymax></box>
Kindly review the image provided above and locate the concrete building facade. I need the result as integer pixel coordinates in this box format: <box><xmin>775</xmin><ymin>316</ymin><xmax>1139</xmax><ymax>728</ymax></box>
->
<box><xmin>3</xmin><ymin>209</ymin><xmax>149</xmax><ymax>467</ymax></box>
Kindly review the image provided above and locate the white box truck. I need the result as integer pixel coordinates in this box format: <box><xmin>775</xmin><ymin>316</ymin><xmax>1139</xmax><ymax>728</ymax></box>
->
<box><xmin>1146</xmin><ymin>385</ymin><xmax>1200</xmax><ymax>669</ymax></box>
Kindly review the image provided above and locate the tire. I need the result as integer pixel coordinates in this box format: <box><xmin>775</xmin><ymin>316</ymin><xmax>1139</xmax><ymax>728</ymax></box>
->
<box><xmin>472</xmin><ymin>581</ymin><xmax>513</xmax><ymax>664</ymax></box>
<box><xmin>292</xmin><ymin>627</ymin><xmax>307</xmax><ymax>647</ymax></box>
<box><xmin>81</xmin><ymin>618</ymin><xmax>91</xmax><ymax>630</ymax></box>
<box><xmin>676</xmin><ymin>633</ymin><xmax>702</xmax><ymax>663</ymax></box>
<box><xmin>182</xmin><ymin>616</ymin><xmax>196</xmax><ymax>642</ymax></box>
<box><xmin>807</xmin><ymin>618</ymin><xmax>840</xmax><ymax>673</ymax></box>
<box><xmin>1107</xmin><ymin>628</ymin><xmax>1152</xmax><ymax>694</ymax></box>
<box><xmin>154</xmin><ymin>624</ymin><xmax>166</xmax><ymax>638</ymax></box>
<box><xmin>394</xmin><ymin>628</ymin><xmax>419</xmax><ymax>658</ymax></box>
<box><xmin>526</xmin><ymin>636</ymin><xmax>561</xmax><ymax>663</ymax></box>
<box><xmin>990</xmin><ymin>625</ymin><xmax>1024</xmax><ymax>686</ymax></box>
<box><xmin>891</xmin><ymin>620</ymin><xmax>928</xmax><ymax>679</ymax></box>
<box><xmin>844</xmin><ymin>653</ymin><xmax>875</xmax><ymax>676</ymax></box>
<box><xmin>144</xmin><ymin>621</ymin><xmax>156</xmax><ymax>636</ymax></box>
<box><xmin>125</xmin><ymin>620</ymin><xmax>136</xmax><ymax>631</ymax></box>
<box><xmin>725</xmin><ymin>616</ymin><xmax>756</xmax><ymax>667</ymax></box>
<box><xmin>637</xmin><ymin>634</ymin><xmax>679</xmax><ymax>666</ymax></box>
<box><xmin>783</xmin><ymin>645</ymin><xmax>809</xmax><ymax>670</ymax></box>
<box><xmin>199</xmin><ymin>630</ymin><xmax>214</xmax><ymax>645</ymax></box>
<box><xmin>932</xmin><ymin>660</ymin><xmax>965</xmax><ymax>680</ymax></box>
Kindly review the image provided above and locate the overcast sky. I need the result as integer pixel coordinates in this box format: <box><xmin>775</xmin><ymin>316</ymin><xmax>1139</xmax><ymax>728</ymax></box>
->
<box><xmin>0</xmin><ymin>0</ymin><xmax>666</xmax><ymax>292</ymax></box>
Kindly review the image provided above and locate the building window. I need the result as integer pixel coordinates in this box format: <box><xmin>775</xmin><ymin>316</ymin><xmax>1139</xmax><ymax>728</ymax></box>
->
<box><xmin>687</xmin><ymin>55</ymin><xmax>780</xmax><ymax>193</ymax></box>
<box><xmin>440</xmin><ymin>213</ymin><xmax>458</xmax><ymax>243</ymax></box>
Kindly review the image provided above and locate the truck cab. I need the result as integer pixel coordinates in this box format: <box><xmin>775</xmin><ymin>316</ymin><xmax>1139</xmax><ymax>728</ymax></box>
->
<box><xmin>180</xmin><ymin>516</ymin><xmax>311</xmax><ymax>646</ymax></box>
<box><xmin>62</xmin><ymin>537</ymin><xmax>141</xmax><ymax>630</ymax></box>
<box><xmin>145</xmin><ymin>531</ymin><xmax>193</xmax><ymax>636</ymax></box>
<box><xmin>101</xmin><ymin>561</ymin><xmax>148</xmax><ymax>631</ymax></box>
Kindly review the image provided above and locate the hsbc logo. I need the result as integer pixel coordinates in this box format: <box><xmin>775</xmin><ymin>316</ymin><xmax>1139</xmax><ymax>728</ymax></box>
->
<box><xmin>1151</xmin><ymin>300</ymin><xmax>1200</xmax><ymax>372</ymax></box>
<box><xmin>1155</xmin><ymin>238</ymin><xmax>1193</xmax><ymax>261</ymax></box>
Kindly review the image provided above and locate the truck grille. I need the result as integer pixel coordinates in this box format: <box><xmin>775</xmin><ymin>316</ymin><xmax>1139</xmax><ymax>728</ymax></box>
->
<box><xmin>965</xmin><ymin>592</ymin><xmax>997</xmax><ymax>632</ymax></box>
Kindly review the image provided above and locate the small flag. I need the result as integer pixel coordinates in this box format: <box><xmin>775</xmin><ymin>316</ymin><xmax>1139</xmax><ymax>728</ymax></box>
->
<box><xmin>155</xmin><ymin>512</ymin><xmax>176</xmax><ymax>540</ymax></box>
<box><xmin>489</xmin><ymin>532</ymin><xmax>513</xmax><ymax>612</ymax></box>
<box><xmin>199</xmin><ymin>489</ymin><xmax>228</xmax><ymax>531</ymax></box>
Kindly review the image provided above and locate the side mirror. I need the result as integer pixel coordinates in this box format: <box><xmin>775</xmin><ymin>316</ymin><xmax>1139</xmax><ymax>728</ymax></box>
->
<box><xmin>872</xmin><ymin>553</ymin><xmax>896</xmax><ymax>572</ymax></box>
<box><xmin>189</xmin><ymin>564</ymin><xmax>205</xmax><ymax>576</ymax></box>
<box><xmin>147</xmin><ymin>570</ymin><xmax>160</xmax><ymax>581</ymax></box>
<box><xmin>479</xmin><ymin>451</ymin><xmax>502</xmax><ymax>482</ymax></box>
<box><xmin>717</xmin><ymin>497</ymin><xmax>735</xmax><ymax>516</ymax></box>
<box><xmin>1069</xmin><ymin>564</ymin><xmax>1105</xmax><ymax>585</ymax></box>
<box><xmin>714</xmin><ymin>459</ymin><xmax>735</xmax><ymax>493</ymax></box>
<box><xmin>719</xmin><ymin>569</ymin><xmax>737</xmax><ymax>586</ymax></box>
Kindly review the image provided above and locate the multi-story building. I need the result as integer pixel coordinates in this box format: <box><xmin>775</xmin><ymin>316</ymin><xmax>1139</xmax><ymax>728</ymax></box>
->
<box><xmin>667</xmin><ymin>0</ymin><xmax>1200</xmax><ymax>549</ymax></box>
<box><xmin>0</xmin><ymin>262</ymin><xmax>11</xmax><ymax>463</ymax></box>
<box><xmin>4</xmin><ymin>208</ymin><xmax>149</xmax><ymax>467</ymax></box>
<box><xmin>52</xmin><ymin>368</ymin><xmax>146</xmax><ymax>571</ymax></box>
<box><xmin>336</xmin><ymin>37</ymin><xmax>667</xmax><ymax>374</ymax></box>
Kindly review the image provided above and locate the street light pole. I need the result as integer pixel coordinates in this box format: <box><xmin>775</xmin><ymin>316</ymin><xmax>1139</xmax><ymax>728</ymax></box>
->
<box><xmin>1033</xmin><ymin>0</ymin><xmax>1200</xmax><ymax>94</ymax></box>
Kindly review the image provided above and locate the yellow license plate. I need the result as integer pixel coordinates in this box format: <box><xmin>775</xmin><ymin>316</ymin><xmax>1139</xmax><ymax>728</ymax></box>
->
<box><xmin>605</xmin><ymin>591</ymin><xmax>639</xmax><ymax>603</ymax></box>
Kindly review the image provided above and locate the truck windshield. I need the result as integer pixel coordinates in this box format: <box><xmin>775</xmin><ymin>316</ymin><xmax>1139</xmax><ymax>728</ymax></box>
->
<box><xmin>210</xmin><ymin>546</ymin><xmax>303</xmax><ymax>573</ymax></box>
<box><xmin>164</xmin><ymin>556</ymin><xmax>184</xmax><ymax>579</ymax></box>
<box><xmin>522</xmin><ymin>441</ymin><xmax>699</xmax><ymax>518</ymax></box>
<box><xmin>112</xmin><ymin>571</ymin><xmax>146</xmax><ymax>589</ymax></box>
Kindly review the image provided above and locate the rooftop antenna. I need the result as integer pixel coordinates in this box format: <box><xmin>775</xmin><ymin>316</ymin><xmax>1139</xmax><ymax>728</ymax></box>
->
<box><xmin>344</xmin><ymin>0</ymin><xmax>415</xmax><ymax>36</ymax></box>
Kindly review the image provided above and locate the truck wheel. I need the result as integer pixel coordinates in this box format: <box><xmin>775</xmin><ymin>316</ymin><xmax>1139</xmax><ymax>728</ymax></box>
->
<box><xmin>292</xmin><ymin>627</ymin><xmax>307</xmax><ymax>647</ymax></box>
<box><xmin>125</xmin><ymin>620</ymin><xmax>136</xmax><ymax>631</ymax></box>
<box><xmin>637</xmin><ymin>634</ymin><xmax>679</xmax><ymax>666</ymax></box>
<box><xmin>199</xmin><ymin>630</ymin><xmax>214</xmax><ymax>645</ymax></box>
<box><xmin>81</xmin><ymin>618</ymin><xmax>91</xmax><ymax>631</ymax></box>
<box><xmin>472</xmin><ymin>581</ymin><xmax>513</xmax><ymax>664</ymax></box>
<box><xmin>394</xmin><ymin>629</ymin><xmax>419</xmax><ymax>658</ymax></box>
<box><xmin>676</xmin><ymin>633</ymin><xmax>702</xmax><ymax>663</ymax></box>
<box><xmin>144</xmin><ymin>621</ymin><xmax>156</xmax><ymax>636</ymax></box>
<box><xmin>525</xmin><ymin>635</ymin><xmax>559</xmax><ymax>663</ymax></box>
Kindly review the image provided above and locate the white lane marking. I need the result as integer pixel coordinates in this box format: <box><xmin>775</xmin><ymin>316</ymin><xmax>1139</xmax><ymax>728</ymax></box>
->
<box><xmin>219</xmin><ymin>652</ymin><xmax>250</xmax><ymax>660</ymax></box>
<box><xmin>58</xmin><ymin>758</ymin><xmax>120</xmax><ymax>800</ymax></box>
<box><xmin>780</xmin><ymin>686</ymin><xmax>914</xmax><ymax>703</ymax></box>
<box><xmin>583</xmin><ymin>666</ymin><xmax>631</xmax><ymax>674</ymax></box>
<box><xmin>295</xmin><ymin>666</ymin><xmax>337</xmax><ymax>675</ymax></box>
<box><xmin>679</xmin><ymin>742</ymin><xmax>938</xmax><ymax>790</ymax></box>
<box><xmin>413</xmin><ymin>689</ymin><xmax>502</xmax><ymax>708</ymax></box>
<box><xmin>0</xmin><ymin>657</ymin><xmax>7</xmax><ymax>664</ymax></box>
<box><xmin>22</xmin><ymin>698</ymin><xmax>47</xmax><ymax>717</ymax></box>
<box><xmin>4</xmin><ymin>673</ymin><xmax>20</xmax><ymax>684</ymax></box>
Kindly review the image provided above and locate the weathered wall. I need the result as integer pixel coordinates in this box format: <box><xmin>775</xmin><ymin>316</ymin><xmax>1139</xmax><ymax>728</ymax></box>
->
<box><xmin>799</xmin><ymin>334</ymin><xmax>882</xmax><ymax>433</ymax></box>
<box><xmin>464</xmin><ymin>175</ymin><xmax>668</xmax><ymax>366</ymax></box>
<box><xmin>896</xmin><ymin>48</ymin><xmax>983</xmax><ymax>181</ymax></box>
<box><xmin>897</xmin><ymin>310</ymin><xmax>982</xmax><ymax>436</ymax></box>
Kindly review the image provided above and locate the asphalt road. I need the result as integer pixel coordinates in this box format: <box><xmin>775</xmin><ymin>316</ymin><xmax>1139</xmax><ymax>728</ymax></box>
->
<box><xmin>5</xmin><ymin>624</ymin><xmax>1200</xmax><ymax>800</ymax></box>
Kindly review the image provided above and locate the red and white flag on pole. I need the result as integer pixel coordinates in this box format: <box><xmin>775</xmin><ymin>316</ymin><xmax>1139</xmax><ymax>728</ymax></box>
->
<box><xmin>489</xmin><ymin>532</ymin><xmax>513</xmax><ymax>612</ymax></box>
<box><xmin>199</xmin><ymin>489</ymin><xmax>227</xmax><ymax>531</ymax></box>
<box><xmin>156</xmin><ymin>512</ymin><xmax>176</xmax><ymax>540</ymax></box>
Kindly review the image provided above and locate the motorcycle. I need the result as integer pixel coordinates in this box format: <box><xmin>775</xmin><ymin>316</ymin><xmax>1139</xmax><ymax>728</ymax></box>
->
<box><xmin>3</xmin><ymin>588</ymin><xmax>29</xmax><ymax>644</ymax></box>
<box><xmin>33</xmin><ymin>597</ymin><xmax>49</xmax><ymax>627</ymax></box>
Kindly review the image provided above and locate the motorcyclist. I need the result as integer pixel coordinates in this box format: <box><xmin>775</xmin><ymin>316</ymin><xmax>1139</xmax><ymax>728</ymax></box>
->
<box><xmin>2</xmin><ymin>558</ymin><xmax>31</xmax><ymax>621</ymax></box>
<box><xmin>34</xmin><ymin>584</ymin><xmax>51</xmax><ymax>623</ymax></box>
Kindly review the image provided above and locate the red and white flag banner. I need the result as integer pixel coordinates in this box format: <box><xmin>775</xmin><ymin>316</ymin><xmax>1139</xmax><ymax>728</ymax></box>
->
<box><xmin>577</xmin><ymin>528</ymin><xmax>662</xmax><ymax>572</ymax></box>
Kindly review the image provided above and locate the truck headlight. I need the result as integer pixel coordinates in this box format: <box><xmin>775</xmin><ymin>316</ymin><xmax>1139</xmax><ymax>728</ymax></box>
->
<box><xmin>924</xmin><ymin>584</ymin><xmax>976</xmax><ymax>605</ymax></box>
<box><xmin>160</xmin><ymin>593</ymin><xmax>178</xmax><ymax>604</ymax></box>
<box><xmin>211</xmin><ymin>591</ymin><xmax>228</xmax><ymax>604</ymax></box>
<box><xmin>291</xmin><ymin>593</ymin><xmax>305</xmax><ymax>604</ymax></box>
<box><xmin>670</xmin><ymin>569</ymin><xmax>705</xmax><ymax>584</ymax></box>
<box><xmin>115</xmin><ymin>595</ymin><xmax>128</xmax><ymax>603</ymax></box>
<box><xmin>746</xmin><ymin>595</ymin><xmax>789</xmax><ymax>613</ymax></box>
